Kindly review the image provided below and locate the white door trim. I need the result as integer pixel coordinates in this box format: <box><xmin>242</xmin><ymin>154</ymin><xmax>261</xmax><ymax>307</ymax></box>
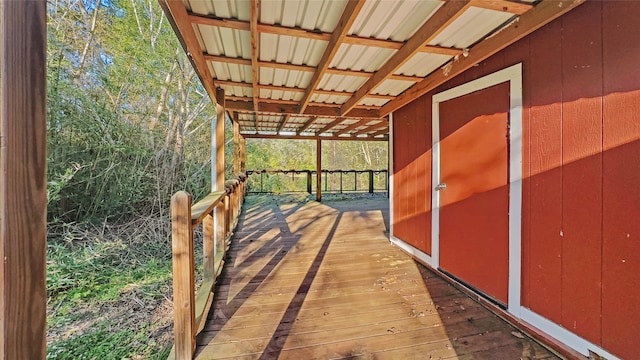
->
<box><xmin>431</xmin><ymin>63</ymin><xmax>523</xmax><ymax>317</ymax></box>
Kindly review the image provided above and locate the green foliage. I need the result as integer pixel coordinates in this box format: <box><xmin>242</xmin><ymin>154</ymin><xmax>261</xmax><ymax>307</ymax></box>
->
<box><xmin>47</xmin><ymin>239</ymin><xmax>172</xmax><ymax>303</ymax></box>
<box><xmin>47</xmin><ymin>320</ymin><xmax>170</xmax><ymax>360</ymax></box>
<box><xmin>245</xmin><ymin>139</ymin><xmax>388</xmax><ymax>193</ymax></box>
<box><xmin>47</xmin><ymin>0</ymin><xmax>214</xmax><ymax>222</ymax></box>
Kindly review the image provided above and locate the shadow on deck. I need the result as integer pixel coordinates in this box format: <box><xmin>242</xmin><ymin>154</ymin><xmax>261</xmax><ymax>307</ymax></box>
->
<box><xmin>195</xmin><ymin>194</ymin><xmax>558</xmax><ymax>359</ymax></box>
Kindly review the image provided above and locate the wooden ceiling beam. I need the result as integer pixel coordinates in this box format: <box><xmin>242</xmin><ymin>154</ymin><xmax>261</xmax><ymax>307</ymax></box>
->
<box><xmin>228</xmin><ymin>96</ymin><xmax>381</xmax><ymax>111</ymax></box>
<box><xmin>299</xmin><ymin>0</ymin><xmax>366</xmax><ymax>112</ymax></box>
<box><xmin>241</xmin><ymin>133</ymin><xmax>388</xmax><ymax>142</ymax></box>
<box><xmin>276</xmin><ymin>114</ymin><xmax>292</xmax><ymax>133</ymax></box>
<box><xmin>381</xmin><ymin>0</ymin><xmax>586</xmax><ymax>116</ymax></box>
<box><xmin>226</xmin><ymin>100</ymin><xmax>381</xmax><ymax>118</ymax></box>
<box><xmin>313</xmin><ymin>89</ymin><xmax>351</xmax><ymax>97</ymax></box>
<box><xmin>203</xmin><ymin>53</ymin><xmax>251</xmax><ymax>66</ymax></box>
<box><xmin>256</xmin><ymin>23</ymin><xmax>330</xmax><ymax>41</ymax></box>
<box><xmin>207</xmin><ymin>55</ymin><xmax>422</xmax><ymax>83</ymax></box>
<box><xmin>188</xmin><ymin>12</ymin><xmax>250</xmax><ymax>30</ymax></box>
<box><xmin>189</xmin><ymin>12</ymin><xmax>463</xmax><ymax>55</ymax></box>
<box><xmin>333</xmin><ymin>119</ymin><xmax>371</xmax><ymax>136</ymax></box>
<box><xmin>341</xmin><ymin>0</ymin><xmax>472</xmax><ymax>116</ymax></box>
<box><xmin>365</xmin><ymin>93</ymin><xmax>394</xmax><ymax>99</ymax></box>
<box><xmin>422</xmin><ymin>44</ymin><xmax>464</xmax><ymax>57</ymax></box>
<box><xmin>162</xmin><ymin>2</ymin><xmax>218</xmax><ymax>104</ymax></box>
<box><xmin>297</xmin><ymin>116</ymin><xmax>318</xmax><ymax>134</ymax></box>
<box><xmin>259</xmin><ymin>60</ymin><xmax>314</xmax><ymax>72</ymax></box>
<box><xmin>370</xmin><ymin>127</ymin><xmax>390</xmax><ymax>137</ymax></box>
<box><xmin>317</xmin><ymin>117</ymin><xmax>346</xmax><ymax>134</ymax></box>
<box><xmin>353</xmin><ymin>120</ymin><xmax>388</xmax><ymax>136</ymax></box>
<box><xmin>250</xmin><ymin>0</ymin><xmax>260</xmax><ymax>111</ymax></box>
<box><xmin>471</xmin><ymin>0</ymin><xmax>533</xmax><ymax>15</ymax></box>
<box><xmin>217</xmin><ymin>79</ymin><xmax>388</xmax><ymax>99</ymax></box>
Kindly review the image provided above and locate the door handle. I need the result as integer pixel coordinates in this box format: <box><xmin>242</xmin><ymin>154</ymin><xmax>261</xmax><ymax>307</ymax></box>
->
<box><xmin>435</xmin><ymin>183</ymin><xmax>447</xmax><ymax>191</ymax></box>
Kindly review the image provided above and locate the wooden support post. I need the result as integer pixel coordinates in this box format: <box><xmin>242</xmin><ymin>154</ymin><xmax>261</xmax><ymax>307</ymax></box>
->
<box><xmin>171</xmin><ymin>192</ymin><xmax>195</xmax><ymax>358</ymax></box>
<box><xmin>214</xmin><ymin>88</ymin><xmax>226</xmax><ymax>268</ymax></box>
<box><xmin>240</xmin><ymin>136</ymin><xmax>246</xmax><ymax>174</ymax></box>
<box><xmin>368</xmin><ymin>170</ymin><xmax>374</xmax><ymax>193</ymax></box>
<box><xmin>316</xmin><ymin>138</ymin><xmax>322</xmax><ymax>202</ymax></box>
<box><xmin>306</xmin><ymin>170</ymin><xmax>312</xmax><ymax>194</ymax></box>
<box><xmin>233</xmin><ymin>113</ymin><xmax>240</xmax><ymax>176</ymax></box>
<box><xmin>214</xmin><ymin>88</ymin><xmax>226</xmax><ymax>192</ymax></box>
<box><xmin>0</xmin><ymin>1</ymin><xmax>47</xmax><ymax>359</ymax></box>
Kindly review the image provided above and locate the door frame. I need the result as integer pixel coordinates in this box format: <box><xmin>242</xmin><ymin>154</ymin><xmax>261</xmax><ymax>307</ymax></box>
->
<box><xmin>431</xmin><ymin>63</ymin><xmax>523</xmax><ymax>317</ymax></box>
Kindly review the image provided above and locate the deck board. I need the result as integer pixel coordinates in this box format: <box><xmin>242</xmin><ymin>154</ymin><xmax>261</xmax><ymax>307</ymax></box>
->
<box><xmin>195</xmin><ymin>194</ymin><xmax>559</xmax><ymax>359</ymax></box>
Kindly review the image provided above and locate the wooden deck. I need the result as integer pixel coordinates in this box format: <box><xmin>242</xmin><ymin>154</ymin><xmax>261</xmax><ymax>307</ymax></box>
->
<box><xmin>195</xmin><ymin>194</ymin><xmax>559</xmax><ymax>359</ymax></box>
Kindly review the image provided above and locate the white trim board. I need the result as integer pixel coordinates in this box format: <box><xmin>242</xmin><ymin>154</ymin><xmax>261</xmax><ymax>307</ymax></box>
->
<box><xmin>390</xmin><ymin>235</ymin><xmax>433</xmax><ymax>266</ymax></box>
<box><xmin>431</xmin><ymin>63</ymin><xmax>523</xmax><ymax>316</ymax></box>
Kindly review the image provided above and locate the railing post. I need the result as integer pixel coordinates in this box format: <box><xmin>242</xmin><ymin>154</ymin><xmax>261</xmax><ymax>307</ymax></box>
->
<box><xmin>368</xmin><ymin>170</ymin><xmax>374</xmax><ymax>193</ymax></box>
<box><xmin>306</xmin><ymin>170</ymin><xmax>312</xmax><ymax>194</ymax></box>
<box><xmin>171</xmin><ymin>191</ymin><xmax>195</xmax><ymax>359</ymax></box>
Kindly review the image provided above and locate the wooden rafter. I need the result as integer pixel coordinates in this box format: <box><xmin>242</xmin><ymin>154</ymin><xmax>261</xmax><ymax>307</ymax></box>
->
<box><xmin>209</xmin><ymin>56</ymin><xmax>422</xmax><ymax>81</ymax></box>
<box><xmin>250</xmin><ymin>0</ymin><xmax>260</xmax><ymax>111</ymax></box>
<box><xmin>240</xmin><ymin>133</ymin><xmax>388</xmax><ymax>141</ymax></box>
<box><xmin>333</xmin><ymin>119</ymin><xmax>370</xmax><ymax>136</ymax></box>
<box><xmin>218</xmin><ymin>81</ymin><xmax>386</xmax><ymax>99</ymax></box>
<box><xmin>316</xmin><ymin>117</ymin><xmax>346</xmax><ymax>135</ymax></box>
<box><xmin>276</xmin><ymin>114</ymin><xmax>291</xmax><ymax>133</ymax></box>
<box><xmin>471</xmin><ymin>0</ymin><xmax>533</xmax><ymax>15</ymax></box>
<box><xmin>297</xmin><ymin>116</ymin><xmax>318</xmax><ymax>134</ymax></box>
<box><xmin>343</xmin><ymin>36</ymin><xmax>463</xmax><ymax>56</ymax></box>
<box><xmin>341</xmin><ymin>0</ymin><xmax>472</xmax><ymax>116</ymax></box>
<box><xmin>188</xmin><ymin>12</ymin><xmax>464</xmax><ymax>55</ymax></box>
<box><xmin>162</xmin><ymin>1</ymin><xmax>218</xmax><ymax>103</ymax></box>
<box><xmin>259</xmin><ymin>60</ymin><xmax>314</xmax><ymax>72</ymax></box>
<box><xmin>381</xmin><ymin>0</ymin><xmax>586</xmax><ymax>116</ymax></box>
<box><xmin>227</xmin><ymin>97</ymin><xmax>381</xmax><ymax>112</ymax></box>
<box><xmin>226</xmin><ymin>100</ymin><xmax>382</xmax><ymax>118</ymax></box>
<box><xmin>365</xmin><ymin>93</ymin><xmax>395</xmax><ymax>100</ymax></box>
<box><xmin>353</xmin><ymin>120</ymin><xmax>388</xmax><ymax>136</ymax></box>
<box><xmin>203</xmin><ymin>54</ymin><xmax>251</xmax><ymax>66</ymax></box>
<box><xmin>370</xmin><ymin>127</ymin><xmax>390</xmax><ymax>137</ymax></box>
<box><xmin>298</xmin><ymin>0</ymin><xmax>365</xmax><ymax>113</ymax></box>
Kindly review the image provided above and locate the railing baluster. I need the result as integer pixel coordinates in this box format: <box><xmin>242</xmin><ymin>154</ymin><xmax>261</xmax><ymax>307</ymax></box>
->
<box><xmin>203</xmin><ymin>214</ymin><xmax>214</xmax><ymax>278</ymax></box>
<box><xmin>368</xmin><ymin>170</ymin><xmax>374</xmax><ymax>193</ymax></box>
<box><xmin>244</xmin><ymin>169</ymin><xmax>388</xmax><ymax>195</ymax></box>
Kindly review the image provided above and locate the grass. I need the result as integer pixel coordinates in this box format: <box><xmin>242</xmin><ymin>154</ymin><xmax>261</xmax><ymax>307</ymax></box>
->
<box><xmin>46</xmin><ymin>216</ymin><xmax>176</xmax><ymax>360</ymax></box>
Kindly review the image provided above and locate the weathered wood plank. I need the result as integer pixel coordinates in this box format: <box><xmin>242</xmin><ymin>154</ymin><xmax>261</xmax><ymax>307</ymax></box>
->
<box><xmin>171</xmin><ymin>191</ymin><xmax>196</xmax><ymax>358</ymax></box>
<box><xmin>0</xmin><ymin>1</ymin><xmax>47</xmax><ymax>358</ymax></box>
<box><xmin>191</xmin><ymin>191</ymin><xmax>225</xmax><ymax>225</ymax></box>
<box><xmin>195</xmin><ymin>195</ymin><xmax>559</xmax><ymax>359</ymax></box>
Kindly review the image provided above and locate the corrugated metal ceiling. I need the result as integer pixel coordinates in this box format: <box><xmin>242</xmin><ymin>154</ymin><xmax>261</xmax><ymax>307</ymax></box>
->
<box><xmin>160</xmin><ymin>0</ymin><xmax>568</xmax><ymax>140</ymax></box>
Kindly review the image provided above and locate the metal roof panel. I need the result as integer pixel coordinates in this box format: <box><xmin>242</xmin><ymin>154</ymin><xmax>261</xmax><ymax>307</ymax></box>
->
<box><xmin>429</xmin><ymin>7</ymin><xmax>514</xmax><ymax>48</ymax></box>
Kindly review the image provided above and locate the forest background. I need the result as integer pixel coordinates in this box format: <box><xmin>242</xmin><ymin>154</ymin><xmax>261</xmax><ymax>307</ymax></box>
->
<box><xmin>46</xmin><ymin>0</ymin><xmax>388</xmax><ymax>358</ymax></box>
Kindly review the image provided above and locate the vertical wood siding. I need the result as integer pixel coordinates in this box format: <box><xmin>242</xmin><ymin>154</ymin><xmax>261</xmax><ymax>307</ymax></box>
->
<box><xmin>392</xmin><ymin>96</ymin><xmax>431</xmax><ymax>254</ymax></box>
<box><xmin>391</xmin><ymin>1</ymin><xmax>640</xmax><ymax>358</ymax></box>
<box><xmin>601</xmin><ymin>2</ymin><xmax>640</xmax><ymax>358</ymax></box>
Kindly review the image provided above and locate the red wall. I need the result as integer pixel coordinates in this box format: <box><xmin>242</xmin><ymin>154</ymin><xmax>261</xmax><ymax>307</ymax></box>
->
<box><xmin>392</xmin><ymin>1</ymin><xmax>640</xmax><ymax>358</ymax></box>
<box><xmin>393</xmin><ymin>95</ymin><xmax>431</xmax><ymax>254</ymax></box>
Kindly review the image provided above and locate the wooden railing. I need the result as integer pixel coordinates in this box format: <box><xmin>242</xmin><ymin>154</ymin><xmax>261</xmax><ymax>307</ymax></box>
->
<box><xmin>246</xmin><ymin>169</ymin><xmax>388</xmax><ymax>194</ymax></box>
<box><xmin>169</xmin><ymin>173</ymin><xmax>247</xmax><ymax>359</ymax></box>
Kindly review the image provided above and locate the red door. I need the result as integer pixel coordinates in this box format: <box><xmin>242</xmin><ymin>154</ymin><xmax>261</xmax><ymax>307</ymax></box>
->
<box><xmin>438</xmin><ymin>82</ymin><xmax>510</xmax><ymax>304</ymax></box>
